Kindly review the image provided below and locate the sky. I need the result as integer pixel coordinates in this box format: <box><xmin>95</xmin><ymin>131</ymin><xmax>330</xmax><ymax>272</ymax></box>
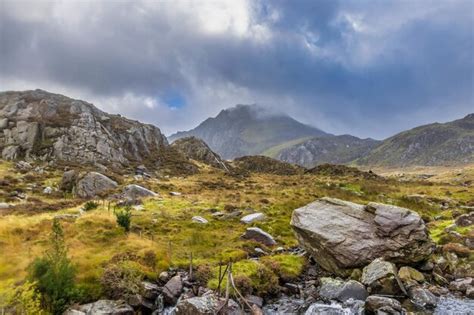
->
<box><xmin>1</xmin><ymin>0</ymin><xmax>473</xmax><ymax>139</ymax></box>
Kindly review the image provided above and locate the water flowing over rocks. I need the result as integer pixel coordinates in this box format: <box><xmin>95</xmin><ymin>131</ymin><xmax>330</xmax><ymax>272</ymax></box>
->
<box><xmin>64</xmin><ymin>299</ymin><xmax>134</xmax><ymax>315</ymax></box>
<box><xmin>291</xmin><ymin>197</ymin><xmax>434</xmax><ymax>275</ymax></box>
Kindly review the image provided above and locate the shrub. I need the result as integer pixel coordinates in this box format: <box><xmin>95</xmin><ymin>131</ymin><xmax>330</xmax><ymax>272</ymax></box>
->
<box><xmin>195</xmin><ymin>264</ymin><xmax>213</xmax><ymax>285</ymax></box>
<box><xmin>28</xmin><ymin>219</ymin><xmax>77</xmax><ymax>315</ymax></box>
<box><xmin>0</xmin><ymin>280</ymin><xmax>44</xmax><ymax>314</ymax></box>
<box><xmin>142</xmin><ymin>250</ymin><xmax>157</xmax><ymax>270</ymax></box>
<box><xmin>100</xmin><ymin>261</ymin><xmax>143</xmax><ymax>299</ymax></box>
<box><xmin>83</xmin><ymin>201</ymin><xmax>99</xmax><ymax>211</ymax></box>
<box><xmin>115</xmin><ymin>207</ymin><xmax>132</xmax><ymax>232</ymax></box>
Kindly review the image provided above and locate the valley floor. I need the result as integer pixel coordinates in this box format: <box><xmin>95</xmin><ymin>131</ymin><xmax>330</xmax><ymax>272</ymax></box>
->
<box><xmin>0</xmin><ymin>160</ymin><xmax>472</xmax><ymax>311</ymax></box>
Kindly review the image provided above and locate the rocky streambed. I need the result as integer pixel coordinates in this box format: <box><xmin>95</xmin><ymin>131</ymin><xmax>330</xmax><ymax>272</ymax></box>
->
<box><xmin>65</xmin><ymin>198</ymin><xmax>473</xmax><ymax>315</ymax></box>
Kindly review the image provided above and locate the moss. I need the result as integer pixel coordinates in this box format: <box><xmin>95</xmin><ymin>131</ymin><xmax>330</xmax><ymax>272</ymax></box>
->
<box><xmin>208</xmin><ymin>260</ymin><xmax>279</xmax><ymax>296</ymax></box>
<box><xmin>261</xmin><ymin>254</ymin><xmax>306</xmax><ymax>282</ymax></box>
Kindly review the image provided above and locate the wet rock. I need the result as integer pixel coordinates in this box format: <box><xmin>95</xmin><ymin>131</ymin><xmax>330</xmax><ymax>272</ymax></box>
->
<box><xmin>466</xmin><ymin>286</ymin><xmax>474</xmax><ymax>299</ymax></box>
<box><xmin>449</xmin><ymin>277</ymin><xmax>472</xmax><ymax>293</ymax></box>
<box><xmin>192</xmin><ymin>216</ymin><xmax>208</xmax><ymax>224</ymax></box>
<box><xmin>419</xmin><ymin>260</ymin><xmax>434</xmax><ymax>271</ymax></box>
<box><xmin>455</xmin><ymin>212</ymin><xmax>474</xmax><ymax>227</ymax></box>
<box><xmin>158</xmin><ymin>271</ymin><xmax>171</xmax><ymax>283</ymax></box>
<box><xmin>361</xmin><ymin>258</ymin><xmax>406</xmax><ymax>295</ymax></box>
<box><xmin>241</xmin><ymin>212</ymin><xmax>266</xmax><ymax>224</ymax></box>
<box><xmin>319</xmin><ymin>277</ymin><xmax>368</xmax><ymax>302</ymax></box>
<box><xmin>174</xmin><ymin>293</ymin><xmax>239</xmax><ymax>315</ymax></box>
<box><xmin>76</xmin><ymin>172</ymin><xmax>118</xmax><ymax>198</ymax></box>
<box><xmin>162</xmin><ymin>275</ymin><xmax>182</xmax><ymax>305</ymax></box>
<box><xmin>241</xmin><ymin>227</ymin><xmax>276</xmax><ymax>246</ymax></box>
<box><xmin>408</xmin><ymin>286</ymin><xmax>437</xmax><ymax>308</ymax></box>
<box><xmin>141</xmin><ymin>281</ymin><xmax>159</xmax><ymax>300</ymax></box>
<box><xmin>305</xmin><ymin>302</ymin><xmax>351</xmax><ymax>315</ymax></box>
<box><xmin>64</xmin><ymin>299</ymin><xmax>134</xmax><ymax>315</ymax></box>
<box><xmin>122</xmin><ymin>184</ymin><xmax>157</xmax><ymax>200</ymax></box>
<box><xmin>365</xmin><ymin>295</ymin><xmax>403</xmax><ymax>315</ymax></box>
<box><xmin>291</xmin><ymin>198</ymin><xmax>434</xmax><ymax>276</ymax></box>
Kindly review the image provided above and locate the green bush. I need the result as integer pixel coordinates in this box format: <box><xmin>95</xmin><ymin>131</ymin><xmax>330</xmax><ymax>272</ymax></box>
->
<box><xmin>115</xmin><ymin>207</ymin><xmax>132</xmax><ymax>232</ymax></box>
<box><xmin>83</xmin><ymin>201</ymin><xmax>99</xmax><ymax>211</ymax></box>
<box><xmin>28</xmin><ymin>219</ymin><xmax>78</xmax><ymax>315</ymax></box>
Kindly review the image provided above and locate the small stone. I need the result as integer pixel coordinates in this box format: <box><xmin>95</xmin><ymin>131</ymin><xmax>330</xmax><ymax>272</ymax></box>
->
<box><xmin>455</xmin><ymin>213</ymin><xmax>474</xmax><ymax>227</ymax></box>
<box><xmin>170</xmin><ymin>191</ymin><xmax>182</xmax><ymax>196</ymax></box>
<box><xmin>449</xmin><ymin>277</ymin><xmax>473</xmax><ymax>293</ymax></box>
<box><xmin>365</xmin><ymin>295</ymin><xmax>403</xmax><ymax>314</ymax></box>
<box><xmin>43</xmin><ymin>186</ymin><xmax>53</xmax><ymax>194</ymax></box>
<box><xmin>240</xmin><ymin>212</ymin><xmax>266</xmax><ymax>224</ymax></box>
<box><xmin>0</xmin><ymin>202</ymin><xmax>10</xmax><ymax>209</ymax></box>
<box><xmin>245</xmin><ymin>295</ymin><xmax>263</xmax><ymax>308</ymax></box>
<box><xmin>398</xmin><ymin>266</ymin><xmax>425</xmax><ymax>288</ymax></box>
<box><xmin>192</xmin><ymin>216</ymin><xmax>208</xmax><ymax>224</ymax></box>
<box><xmin>159</xmin><ymin>271</ymin><xmax>170</xmax><ymax>283</ymax></box>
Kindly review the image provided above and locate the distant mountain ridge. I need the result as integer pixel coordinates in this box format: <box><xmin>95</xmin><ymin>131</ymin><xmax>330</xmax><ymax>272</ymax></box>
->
<box><xmin>356</xmin><ymin>113</ymin><xmax>474</xmax><ymax>167</ymax></box>
<box><xmin>169</xmin><ymin>104</ymin><xmax>328</xmax><ymax>159</ymax></box>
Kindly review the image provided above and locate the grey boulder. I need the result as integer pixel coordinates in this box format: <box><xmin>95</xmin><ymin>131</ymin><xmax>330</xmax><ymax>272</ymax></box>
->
<box><xmin>122</xmin><ymin>184</ymin><xmax>157</xmax><ymax>200</ymax></box>
<box><xmin>318</xmin><ymin>277</ymin><xmax>368</xmax><ymax>302</ymax></box>
<box><xmin>365</xmin><ymin>295</ymin><xmax>403</xmax><ymax>315</ymax></box>
<box><xmin>76</xmin><ymin>172</ymin><xmax>118</xmax><ymax>198</ymax></box>
<box><xmin>361</xmin><ymin>258</ymin><xmax>406</xmax><ymax>295</ymax></box>
<box><xmin>241</xmin><ymin>227</ymin><xmax>276</xmax><ymax>246</ymax></box>
<box><xmin>162</xmin><ymin>275</ymin><xmax>183</xmax><ymax>305</ymax></box>
<box><xmin>291</xmin><ymin>198</ymin><xmax>434</xmax><ymax>276</ymax></box>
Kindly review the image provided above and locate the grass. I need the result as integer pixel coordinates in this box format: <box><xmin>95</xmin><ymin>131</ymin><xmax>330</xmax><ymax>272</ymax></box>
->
<box><xmin>0</xmin><ymin>162</ymin><xmax>473</xmax><ymax>301</ymax></box>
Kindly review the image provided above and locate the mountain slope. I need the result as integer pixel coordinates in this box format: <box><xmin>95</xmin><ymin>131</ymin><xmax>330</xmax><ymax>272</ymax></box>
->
<box><xmin>0</xmin><ymin>89</ymin><xmax>195</xmax><ymax>173</ymax></box>
<box><xmin>275</xmin><ymin>135</ymin><xmax>380</xmax><ymax>167</ymax></box>
<box><xmin>169</xmin><ymin>104</ymin><xmax>328</xmax><ymax>159</ymax></box>
<box><xmin>356</xmin><ymin>114</ymin><xmax>474</xmax><ymax>167</ymax></box>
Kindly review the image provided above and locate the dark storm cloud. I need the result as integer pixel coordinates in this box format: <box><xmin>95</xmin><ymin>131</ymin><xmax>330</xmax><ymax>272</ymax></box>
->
<box><xmin>0</xmin><ymin>0</ymin><xmax>473</xmax><ymax>138</ymax></box>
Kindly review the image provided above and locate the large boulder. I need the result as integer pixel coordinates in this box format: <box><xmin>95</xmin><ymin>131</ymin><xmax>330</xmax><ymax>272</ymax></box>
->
<box><xmin>291</xmin><ymin>198</ymin><xmax>434</xmax><ymax>275</ymax></box>
<box><xmin>76</xmin><ymin>172</ymin><xmax>118</xmax><ymax>198</ymax></box>
<box><xmin>122</xmin><ymin>184</ymin><xmax>157</xmax><ymax>200</ymax></box>
<box><xmin>64</xmin><ymin>300</ymin><xmax>133</xmax><ymax>315</ymax></box>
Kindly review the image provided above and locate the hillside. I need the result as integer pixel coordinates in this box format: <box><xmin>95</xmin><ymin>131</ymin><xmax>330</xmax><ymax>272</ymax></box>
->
<box><xmin>274</xmin><ymin>135</ymin><xmax>380</xmax><ymax>168</ymax></box>
<box><xmin>169</xmin><ymin>104</ymin><xmax>328</xmax><ymax>159</ymax></box>
<box><xmin>357</xmin><ymin>114</ymin><xmax>474</xmax><ymax>167</ymax></box>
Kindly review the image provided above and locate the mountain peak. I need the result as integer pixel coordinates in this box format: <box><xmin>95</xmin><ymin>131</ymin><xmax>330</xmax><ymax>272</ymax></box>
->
<box><xmin>169</xmin><ymin>104</ymin><xmax>327</xmax><ymax>159</ymax></box>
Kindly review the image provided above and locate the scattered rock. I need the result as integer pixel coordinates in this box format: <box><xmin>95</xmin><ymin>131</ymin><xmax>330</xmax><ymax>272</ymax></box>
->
<box><xmin>192</xmin><ymin>216</ymin><xmax>208</xmax><ymax>224</ymax></box>
<box><xmin>0</xmin><ymin>202</ymin><xmax>10</xmax><ymax>209</ymax></box>
<box><xmin>170</xmin><ymin>191</ymin><xmax>182</xmax><ymax>196</ymax></box>
<box><xmin>365</xmin><ymin>295</ymin><xmax>403</xmax><ymax>314</ymax></box>
<box><xmin>54</xmin><ymin>214</ymin><xmax>80</xmax><ymax>220</ymax></box>
<box><xmin>122</xmin><ymin>184</ymin><xmax>157</xmax><ymax>200</ymax></box>
<box><xmin>174</xmin><ymin>293</ymin><xmax>239</xmax><ymax>315</ymax></box>
<box><xmin>15</xmin><ymin>161</ymin><xmax>32</xmax><ymax>170</ymax></box>
<box><xmin>318</xmin><ymin>277</ymin><xmax>368</xmax><ymax>302</ymax></box>
<box><xmin>409</xmin><ymin>286</ymin><xmax>438</xmax><ymax>308</ymax></box>
<box><xmin>43</xmin><ymin>186</ymin><xmax>53</xmax><ymax>194</ymax></box>
<box><xmin>291</xmin><ymin>198</ymin><xmax>434</xmax><ymax>276</ymax></box>
<box><xmin>64</xmin><ymin>300</ymin><xmax>134</xmax><ymax>315</ymax></box>
<box><xmin>241</xmin><ymin>227</ymin><xmax>276</xmax><ymax>246</ymax></box>
<box><xmin>60</xmin><ymin>170</ymin><xmax>78</xmax><ymax>192</ymax></box>
<box><xmin>361</xmin><ymin>258</ymin><xmax>406</xmax><ymax>295</ymax></box>
<box><xmin>76</xmin><ymin>172</ymin><xmax>118</xmax><ymax>198</ymax></box>
<box><xmin>241</xmin><ymin>212</ymin><xmax>266</xmax><ymax>224</ymax></box>
<box><xmin>159</xmin><ymin>271</ymin><xmax>171</xmax><ymax>283</ymax></box>
<box><xmin>449</xmin><ymin>277</ymin><xmax>472</xmax><ymax>294</ymax></box>
<box><xmin>398</xmin><ymin>266</ymin><xmax>425</xmax><ymax>288</ymax></box>
<box><xmin>141</xmin><ymin>281</ymin><xmax>159</xmax><ymax>300</ymax></box>
<box><xmin>162</xmin><ymin>275</ymin><xmax>182</xmax><ymax>305</ymax></box>
<box><xmin>455</xmin><ymin>212</ymin><xmax>474</xmax><ymax>227</ymax></box>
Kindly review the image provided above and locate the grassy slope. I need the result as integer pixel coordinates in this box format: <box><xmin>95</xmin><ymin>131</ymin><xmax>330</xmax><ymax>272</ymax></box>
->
<box><xmin>0</xmin><ymin>160</ymin><xmax>473</xmax><ymax>300</ymax></box>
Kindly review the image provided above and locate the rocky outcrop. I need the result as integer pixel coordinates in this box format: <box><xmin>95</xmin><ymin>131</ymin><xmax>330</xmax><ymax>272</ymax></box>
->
<box><xmin>0</xmin><ymin>90</ymin><xmax>193</xmax><ymax>172</ymax></box>
<box><xmin>76</xmin><ymin>172</ymin><xmax>118</xmax><ymax>198</ymax></box>
<box><xmin>232</xmin><ymin>155</ymin><xmax>303</xmax><ymax>175</ymax></box>
<box><xmin>291</xmin><ymin>198</ymin><xmax>434</xmax><ymax>275</ymax></box>
<box><xmin>171</xmin><ymin>136</ymin><xmax>230</xmax><ymax>171</ymax></box>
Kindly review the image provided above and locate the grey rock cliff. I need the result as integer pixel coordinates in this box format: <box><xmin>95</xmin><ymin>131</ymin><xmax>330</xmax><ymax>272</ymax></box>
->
<box><xmin>0</xmin><ymin>90</ymin><xmax>168</xmax><ymax>167</ymax></box>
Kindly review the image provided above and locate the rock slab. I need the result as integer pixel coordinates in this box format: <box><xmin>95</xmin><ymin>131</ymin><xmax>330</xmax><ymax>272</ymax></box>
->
<box><xmin>291</xmin><ymin>197</ymin><xmax>434</xmax><ymax>275</ymax></box>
